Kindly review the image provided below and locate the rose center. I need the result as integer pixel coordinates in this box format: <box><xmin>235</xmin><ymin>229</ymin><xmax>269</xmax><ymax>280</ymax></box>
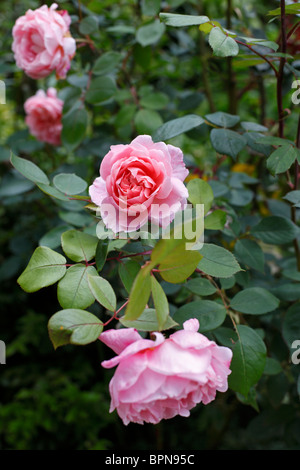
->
<box><xmin>29</xmin><ymin>31</ymin><xmax>44</xmax><ymax>56</ymax></box>
<box><xmin>117</xmin><ymin>166</ymin><xmax>156</xmax><ymax>201</ymax></box>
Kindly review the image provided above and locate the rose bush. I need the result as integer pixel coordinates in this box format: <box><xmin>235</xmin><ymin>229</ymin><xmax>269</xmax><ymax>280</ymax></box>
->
<box><xmin>100</xmin><ymin>319</ymin><xmax>232</xmax><ymax>425</ymax></box>
<box><xmin>24</xmin><ymin>88</ymin><xmax>63</xmax><ymax>146</ymax></box>
<box><xmin>2</xmin><ymin>0</ymin><xmax>300</xmax><ymax>451</ymax></box>
<box><xmin>89</xmin><ymin>135</ymin><xmax>189</xmax><ymax>233</ymax></box>
<box><xmin>12</xmin><ymin>3</ymin><xmax>76</xmax><ymax>80</ymax></box>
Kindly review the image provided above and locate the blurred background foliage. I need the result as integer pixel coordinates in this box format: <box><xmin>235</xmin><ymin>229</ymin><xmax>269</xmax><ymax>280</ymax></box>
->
<box><xmin>1</xmin><ymin>0</ymin><xmax>300</xmax><ymax>450</ymax></box>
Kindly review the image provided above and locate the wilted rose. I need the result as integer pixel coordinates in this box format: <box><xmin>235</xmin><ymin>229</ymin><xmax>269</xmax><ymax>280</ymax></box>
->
<box><xmin>99</xmin><ymin>318</ymin><xmax>232</xmax><ymax>425</ymax></box>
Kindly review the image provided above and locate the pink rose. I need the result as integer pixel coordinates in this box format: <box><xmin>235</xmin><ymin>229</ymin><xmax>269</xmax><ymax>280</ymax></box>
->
<box><xmin>24</xmin><ymin>88</ymin><xmax>63</xmax><ymax>146</ymax></box>
<box><xmin>12</xmin><ymin>3</ymin><xmax>76</xmax><ymax>80</ymax></box>
<box><xmin>89</xmin><ymin>135</ymin><xmax>189</xmax><ymax>233</ymax></box>
<box><xmin>100</xmin><ymin>318</ymin><xmax>232</xmax><ymax>425</ymax></box>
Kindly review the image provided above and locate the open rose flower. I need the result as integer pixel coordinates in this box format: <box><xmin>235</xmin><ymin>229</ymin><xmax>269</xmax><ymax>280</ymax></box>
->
<box><xmin>12</xmin><ymin>3</ymin><xmax>76</xmax><ymax>80</ymax></box>
<box><xmin>99</xmin><ymin>318</ymin><xmax>232</xmax><ymax>425</ymax></box>
<box><xmin>24</xmin><ymin>87</ymin><xmax>63</xmax><ymax>146</ymax></box>
<box><xmin>89</xmin><ymin>135</ymin><xmax>189</xmax><ymax>233</ymax></box>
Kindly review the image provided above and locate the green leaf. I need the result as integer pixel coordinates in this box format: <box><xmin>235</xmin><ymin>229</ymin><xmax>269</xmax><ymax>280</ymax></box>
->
<box><xmin>205</xmin><ymin>111</ymin><xmax>240</xmax><ymax>128</ymax></box>
<box><xmin>151</xmin><ymin>276</ymin><xmax>169</xmax><ymax>329</ymax></box>
<box><xmin>140</xmin><ymin>92</ymin><xmax>169</xmax><ymax>110</ymax></box>
<box><xmin>246</xmin><ymin>132</ymin><xmax>273</xmax><ymax>156</ymax></box>
<box><xmin>134</xmin><ymin>109</ymin><xmax>163</xmax><ymax>134</ymax></box>
<box><xmin>264</xmin><ymin>357</ymin><xmax>282</xmax><ymax>376</ymax></box>
<box><xmin>229</xmin><ymin>325</ymin><xmax>267</xmax><ymax>397</ymax></box>
<box><xmin>198</xmin><ymin>244</ymin><xmax>241</xmax><ymax>278</ymax></box>
<box><xmin>204</xmin><ymin>210</ymin><xmax>227</xmax><ymax>231</ymax></box>
<box><xmin>88</xmin><ymin>275</ymin><xmax>117</xmax><ymax>311</ymax></box>
<box><xmin>282</xmin><ymin>302</ymin><xmax>300</xmax><ymax>353</ymax></box>
<box><xmin>241</xmin><ymin>122</ymin><xmax>268</xmax><ymax>132</ymax></box>
<box><xmin>0</xmin><ymin>172</ymin><xmax>34</xmax><ymax>197</ymax></box>
<box><xmin>230</xmin><ymin>287</ymin><xmax>280</xmax><ymax>314</ymax></box>
<box><xmin>120</xmin><ymin>308</ymin><xmax>178</xmax><ymax>332</ymax></box>
<box><xmin>53</xmin><ymin>173</ymin><xmax>88</xmax><ymax>195</ymax></box>
<box><xmin>61</xmin><ymin>229</ymin><xmax>98</xmax><ymax>262</ymax></box>
<box><xmin>58</xmin><ymin>211</ymin><xmax>92</xmax><ymax>228</ymax></box>
<box><xmin>159</xmin><ymin>247</ymin><xmax>203</xmax><ymax>284</ymax></box>
<box><xmin>173</xmin><ymin>300</ymin><xmax>227</xmax><ymax>332</ymax></box>
<box><xmin>17</xmin><ymin>246</ymin><xmax>66</xmax><ymax>293</ymax></box>
<box><xmin>39</xmin><ymin>224</ymin><xmax>72</xmax><ymax>250</ymax></box>
<box><xmin>118</xmin><ymin>259</ymin><xmax>141</xmax><ymax>293</ymax></box>
<box><xmin>10</xmin><ymin>153</ymin><xmax>50</xmax><ymax>185</ymax></box>
<box><xmin>141</xmin><ymin>0</ymin><xmax>161</xmax><ymax>16</ymax></box>
<box><xmin>228</xmin><ymin>188</ymin><xmax>254</xmax><ymax>207</ymax></box>
<box><xmin>93</xmin><ymin>51</ymin><xmax>122</xmax><ymax>75</ymax></box>
<box><xmin>251</xmin><ymin>216</ymin><xmax>299</xmax><ymax>245</ymax></box>
<box><xmin>149</xmin><ymin>210</ymin><xmax>204</xmax><ymax>283</ymax></box>
<box><xmin>268</xmin><ymin>4</ymin><xmax>300</xmax><ymax>16</ymax></box>
<box><xmin>36</xmin><ymin>183</ymin><xmax>71</xmax><ymax>202</ymax></box>
<box><xmin>61</xmin><ymin>105</ymin><xmax>88</xmax><ymax>150</ymax></box>
<box><xmin>79</xmin><ymin>15</ymin><xmax>98</xmax><ymax>35</ymax></box>
<box><xmin>283</xmin><ymin>190</ymin><xmax>300</xmax><ymax>206</ymax></box>
<box><xmin>266</xmin><ymin>145</ymin><xmax>299</xmax><ymax>176</ymax></box>
<box><xmin>213</xmin><ymin>326</ymin><xmax>238</xmax><ymax>348</ymax></box>
<box><xmin>48</xmin><ymin>309</ymin><xmax>103</xmax><ymax>349</ymax></box>
<box><xmin>57</xmin><ymin>265</ymin><xmax>97</xmax><ymax>310</ymax></box>
<box><xmin>187</xmin><ymin>178</ymin><xmax>214</xmax><ymax>214</ymax></box>
<box><xmin>159</xmin><ymin>12</ymin><xmax>209</xmax><ymax>27</ymax></box>
<box><xmin>152</xmin><ymin>115</ymin><xmax>205</xmax><ymax>142</ymax></box>
<box><xmin>256</xmin><ymin>136</ymin><xmax>294</xmax><ymax>146</ymax></box>
<box><xmin>123</xmin><ymin>264</ymin><xmax>153</xmax><ymax>321</ymax></box>
<box><xmin>210</xmin><ymin>128</ymin><xmax>247</xmax><ymax>159</ymax></box>
<box><xmin>95</xmin><ymin>239</ymin><xmax>109</xmax><ymax>272</ymax></box>
<box><xmin>270</xmin><ymin>283</ymin><xmax>300</xmax><ymax>302</ymax></box>
<box><xmin>106</xmin><ymin>25</ymin><xmax>135</xmax><ymax>35</ymax></box>
<box><xmin>150</xmin><ymin>208</ymin><xmax>204</xmax><ymax>269</ymax></box>
<box><xmin>239</xmin><ymin>36</ymin><xmax>279</xmax><ymax>51</ymax></box>
<box><xmin>208</xmin><ymin>27</ymin><xmax>239</xmax><ymax>57</ymax></box>
<box><xmin>185</xmin><ymin>277</ymin><xmax>217</xmax><ymax>296</ymax></box>
<box><xmin>85</xmin><ymin>76</ymin><xmax>117</xmax><ymax>105</ymax></box>
<box><xmin>234</xmin><ymin>239</ymin><xmax>265</xmax><ymax>272</ymax></box>
<box><xmin>199</xmin><ymin>20</ymin><xmax>222</xmax><ymax>34</ymax></box>
<box><xmin>136</xmin><ymin>20</ymin><xmax>165</xmax><ymax>47</ymax></box>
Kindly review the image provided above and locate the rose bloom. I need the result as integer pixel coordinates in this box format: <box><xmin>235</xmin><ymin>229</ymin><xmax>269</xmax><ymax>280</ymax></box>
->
<box><xmin>12</xmin><ymin>3</ymin><xmax>76</xmax><ymax>80</ymax></box>
<box><xmin>24</xmin><ymin>87</ymin><xmax>63</xmax><ymax>146</ymax></box>
<box><xmin>89</xmin><ymin>135</ymin><xmax>189</xmax><ymax>233</ymax></box>
<box><xmin>99</xmin><ymin>318</ymin><xmax>232</xmax><ymax>425</ymax></box>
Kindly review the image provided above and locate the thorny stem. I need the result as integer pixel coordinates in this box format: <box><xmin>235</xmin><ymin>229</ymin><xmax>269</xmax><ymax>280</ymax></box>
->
<box><xmin>226</xmin><ymin>0</ymin><xmax>238</xmax><ymax>114</ymax></box>
<box><xmin>293</xmin><ymin>115</ymin><xmax>300</xmax><ymax>271</ymax></box>
<box><xmin>276</xmin><ymin>0</ymin><xmax>300</xmax><ymax>270</ymax></box>
<box><xmin>198</xmin><ymin>0</ymin><xmax>216</xmax><ymax>112</ymax></box>
<box><xmin>287</xmin><ymin>21</ymin><xmax>300</xmax><ymax>41</ymax></box>
<box><xmin>106</xmin><ymin>250</ymin><xmax>152</xmax><ymax>262</ymax></box>
<box><xmin>202</xmin><ymin>272</ymin><xmax>241</xmax><ymax>331</ymax></box>
<box><xmin>277</xmin><ymin>0</ymin><xmax>288</xmax><ymax>139</ymax></box>
<box><xmin>234</xmin><ymin>39</ymin><xmax>279</xmax><ymax>76</ymax></box>
<box><xmin>103</xmin><ymin>300</ymin><xmax>129</xmax><ymax>327</ymax></box>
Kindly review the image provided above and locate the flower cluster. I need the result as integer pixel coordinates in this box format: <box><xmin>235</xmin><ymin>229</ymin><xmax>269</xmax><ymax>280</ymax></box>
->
<box><xmin>12</xmin><ymin>4</ymin><xmax>232</xmax><ymax>427</ymax></box>
<box><xmin>12</xmin><ymin>3</ymin><xmax>76</xmax><ymax>146</ymax></box>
